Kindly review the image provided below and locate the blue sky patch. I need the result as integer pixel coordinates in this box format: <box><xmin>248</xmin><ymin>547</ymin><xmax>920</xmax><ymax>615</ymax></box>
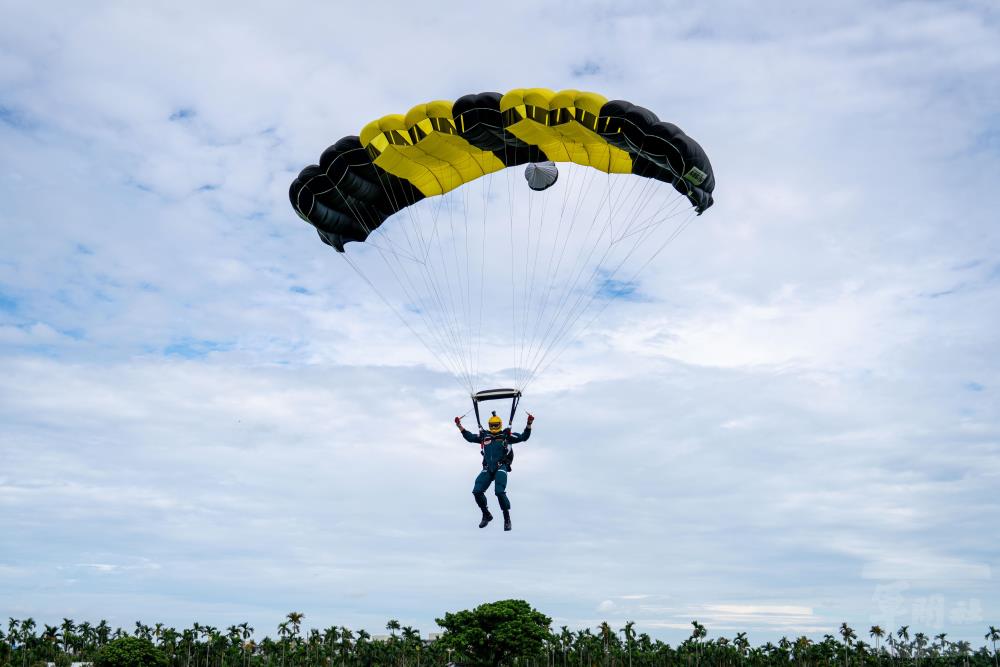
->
<box><xmin>596</xmin><ymin>276</ymin><xmax>644</xmax><ymax>301</ymax></box>
<box><xmin>964</xmin><ymin>381</ymin><xmax>984</xmax><ymax>392</ymax></box>
<box><xmin>289</xmin><ymin>285</ymin><xmax>310</xmax><ymax>295</ymax></box>
<box><xmin>0</xmin><ymin>105</ymin><xmax>35</xmax><ymax>130</ymax></box>
<box><xmin>0</xmin><ymin>291</ymin><xmax>16</xmax><ymax>313</ymax></box>
<box><xmin>571</xmin><ymin>61</ymin><xmax>601</xmax><ymax>77</ymax></box>
<box><xmin>163</xmin><ymin>338</ymin><xmax>233</xmax><ymax>358</ymax></box>
<box><xmin>169</xmin><ymin>108</ymin><xmax>196</xmax><ymax>121</ymax></box>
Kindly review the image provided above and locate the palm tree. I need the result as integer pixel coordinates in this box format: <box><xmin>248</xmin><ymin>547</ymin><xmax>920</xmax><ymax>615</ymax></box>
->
<box><xmin>839</xmin><ymin>623</ymin><xmax>856</xmax><ymax>667</ymax></box>
<box><xmin>598</xmin><ymin>622</ymin><xmax>612</xmax><ymax>665</ymax></box>
<box><xmin>60</xmin><ymin>618</ymin><xmax>75</xmax><ymax>656</ymax></box>
<box><xmin>238</xmin><ymin>623</ymin><xmax>254</xmax><ymax>667</ymax></box>
<box><xmin>896</xmin><ymin>626</ymin><xmax>911</xmax><ymax>664</ymax></box>
<box><xmin>286</xmin><ymin>613</ymin><xmax>304</xmax><ymax>640</ymax></box>
<box><xmin>19</xmin><ymin>616</ymin><xmax>36</xmax><ymax>666</ymax></box>
<box><xmin>77</xmin><ymin>621</ymin><xmax>94</xmax><ymax>655</ymax></box>
<box><xmin>955</xmin><ymin>641</ymin><xmax>972</xmax><ymax>667</ymax></box>
<box><xmin>201</xmin><ymin>625</ymin><xmax>217</xmax><ymax>667</ymax></box>
<box><xmin>386</xmin><ymin>620</ymin><xmax>401</xmax><ymax>639</ymax></box>
<box><xmin>690</xmin><ymin>621</ymin><xmax>707</xmax><ymax>667</ymax></box>
<box><xmin>276</xmin><ymin>622</ymin><xmax>290</xmax><ymax>667</ymax></box>
<box><xmin>559</xmin><ymin>626</ymin><xmax>572</xmax><ymax>667</ymax></box>
<box><xmin>42</xmin><ymin>625</ymin><xmax>59</xmax><ymax>660</ymax></box>
<box><xmin>96</xmin><ymin>620</ymin><xmax>110</xmax><ymax>648</ymax></box>
<box><xmin>7</xmin><ymin>618</ymin><xmax>19</xmax><ymax>657</ymax></box>
<box><xmin>136</xmin><ymin>622</ymin><xmax>153</xmax><ymax>641</ymax></box>
<box><xmin>161</xmin><ymin>627</ymin><xmax>181</xmax><ymax>666</ymax></box>
<box><xmin>870</xmin><ymin>626</ymin><xmax>884</xmax><ymax>666</ymax></box>
<box><xmin>182</xmin><ymin>628</ymin><xmax>196</xmax><ymax>667</ymax></box>
<box><xmin>323</xmin><ymin>626</ymin><xmax>340</xmax><ymax>664</ymax></box>
<box><xmin>986</xmin><ymin>627</ymin><xmax>1000</xmax><ymax>667</ymax></box>
<box><xmin>356</xmin><ymin>629</ymin><xmax>372</xmax><ymax>667</ymax></box>
<box><xmin>913</xmin><ymin>632</ymin><xmax>927</xmax><ymax>667</ymax></box>
<box><xmin>338</xmin><ymin>627</ymin><xmax>354</xmax><ymax>667</ymax></box>
<box><xmin>622</xmin><ymin>622</ymin><xmax>636</xmax><ymax>667</ymax></box>
<box><xmin>792</xmin><ymin>636</ymin><xmax>812</xmax><ymax>664</ymax></box>
<box><xmin>734</xmin><ymin>632</ymin><xmax>749</xmax><ymax>667</ymax></box>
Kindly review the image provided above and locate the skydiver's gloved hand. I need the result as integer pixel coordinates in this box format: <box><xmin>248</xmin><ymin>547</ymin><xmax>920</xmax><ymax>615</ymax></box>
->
<box><xmin>526</xmin><ymin>413</ymin><xmax>534</xmax><ymax>427</ymax></box>
<box><xmin>455</xmin><ymin>416</ymin><xmax>463</xmax><ymax>429</ymax></box>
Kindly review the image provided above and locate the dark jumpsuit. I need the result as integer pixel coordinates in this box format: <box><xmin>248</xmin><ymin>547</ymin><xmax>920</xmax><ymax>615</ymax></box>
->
<box><xmin>460</xmin><ymin>426</ymin><xmax>531</xmax><ymax>511</ymax></box>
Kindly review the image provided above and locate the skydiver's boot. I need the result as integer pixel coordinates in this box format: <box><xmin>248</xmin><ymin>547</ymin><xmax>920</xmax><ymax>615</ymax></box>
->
<box><xmin>502</xmin><ymin>509</ymin><xmax>511</xmax><ymax>531</ymax></box>
<box><xmin>474</xmin><ymin>490</ymin><xmax>492</xmax><ymax>528</ymax></box>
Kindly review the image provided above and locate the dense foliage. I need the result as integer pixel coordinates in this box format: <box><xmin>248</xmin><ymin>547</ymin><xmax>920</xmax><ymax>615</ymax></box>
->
<box><xmin>1</xmin><ymin>609</ymin><xmax>997</xmax><ymax>667</ymax></box>
<box><xmin>93</xmin><ymin>637</ymin><xmax>167</xmax><ymax>667</ymax></box>
<box><xmin>435</xmin><ymin>600</ymin><xmax>551</xmax><ymax>667</ymax></box>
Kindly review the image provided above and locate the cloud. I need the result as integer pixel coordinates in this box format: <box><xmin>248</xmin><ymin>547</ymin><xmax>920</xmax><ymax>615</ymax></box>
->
<box><xmin>1</xmin><ymin>0</ymin><xmax>999</xmax><ymax>646</ymax></box>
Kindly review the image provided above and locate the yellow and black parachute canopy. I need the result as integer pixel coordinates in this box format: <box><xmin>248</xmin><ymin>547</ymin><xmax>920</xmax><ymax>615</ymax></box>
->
<box><xmin>290</xmin><ymin>88</ymin><xmax>715</xmax><ymax>252</ymax></box>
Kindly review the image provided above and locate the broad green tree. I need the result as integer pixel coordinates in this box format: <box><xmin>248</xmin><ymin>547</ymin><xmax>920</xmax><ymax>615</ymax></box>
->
<box><xmin>435</xmin><ymin>600</ymin><xmax>551</xmax><ymax>667</ymax></box>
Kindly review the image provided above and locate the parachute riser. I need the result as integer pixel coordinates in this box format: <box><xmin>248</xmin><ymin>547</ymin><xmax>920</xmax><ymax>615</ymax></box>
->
<box><xmin>471</xmin><ymin>388</ymin><xmax>522</xmax><ymax>431</ymax></box>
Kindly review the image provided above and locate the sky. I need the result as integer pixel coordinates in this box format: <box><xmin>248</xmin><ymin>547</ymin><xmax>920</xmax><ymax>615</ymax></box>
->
<box><xmin>2</xmin><ymin>0</ymin><xmax>999</xmax><ymax>646</ymax></box>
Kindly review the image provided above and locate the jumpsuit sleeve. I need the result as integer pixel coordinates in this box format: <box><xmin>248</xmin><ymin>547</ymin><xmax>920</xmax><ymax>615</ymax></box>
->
<box><xmin>508</xmin><ymin>426</ymin><xmax>531</xmax><ymax>443</ymax></box>
<box><xmin>460</xmin><ymin>428</ymin><xmax>482</xmax><ymax>444</ymax></box>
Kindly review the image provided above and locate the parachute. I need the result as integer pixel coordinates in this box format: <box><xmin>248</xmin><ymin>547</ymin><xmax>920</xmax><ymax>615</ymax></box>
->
<box><xmin>290</xmin><ymin>87</ymin><xmax>715</xmax><ymax>400</ymax></box>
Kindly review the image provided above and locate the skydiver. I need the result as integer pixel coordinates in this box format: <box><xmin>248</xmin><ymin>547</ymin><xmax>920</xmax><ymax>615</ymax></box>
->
<box><xmin>454</xmin><ymin>411</ymin><xmax>534</xmax><ymax>531</ymax></box>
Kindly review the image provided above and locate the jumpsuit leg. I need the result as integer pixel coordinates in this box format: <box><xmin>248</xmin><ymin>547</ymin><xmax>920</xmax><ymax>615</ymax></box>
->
<box><xmin>472</xmin><ymin>470</ymin><xmax>494</xmax><ymax>510</ymax></box>
<box><xmin>493</xmin><ymin>469</ymin><xmax>511</xmax><ymax>511</ymax></box>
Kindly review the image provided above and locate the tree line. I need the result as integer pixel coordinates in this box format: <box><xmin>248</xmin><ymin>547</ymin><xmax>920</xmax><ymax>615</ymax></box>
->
<box><xmin>2</xmin><ymin>601</ymin><xmax>998</xmax><ymax>667</ymax></box>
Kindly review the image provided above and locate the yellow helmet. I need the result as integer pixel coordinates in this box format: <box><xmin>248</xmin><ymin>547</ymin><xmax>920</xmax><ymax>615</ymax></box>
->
<box><xmin>488</xmin><ymin>412</ymin><xmax>503</xmax><ymax>434</ymax></box>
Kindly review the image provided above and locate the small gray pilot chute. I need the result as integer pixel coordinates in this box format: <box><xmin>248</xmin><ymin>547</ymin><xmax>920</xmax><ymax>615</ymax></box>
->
<box><xmin>524</xmin><ymin>161</ymin><xmax>559</xmax><ymax>191</ymax></box>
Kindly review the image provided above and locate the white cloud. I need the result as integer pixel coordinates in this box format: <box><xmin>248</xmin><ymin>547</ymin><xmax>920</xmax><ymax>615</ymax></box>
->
<box><xmin>1</xmin><ymin>0</ymin><xmax>998</xmax><ymax>647</ymax></box>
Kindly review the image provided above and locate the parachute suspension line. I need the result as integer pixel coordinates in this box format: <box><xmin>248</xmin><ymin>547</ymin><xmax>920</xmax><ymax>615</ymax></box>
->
<box><xmin>521</xmin><ymin>164</ymin><xmax>592</xmax><ymax>362</ymax></box>
<box><xmin>524</xmin><ymin>209</ymin><xmax>697</xmax><ymax>390</ymax></box>
<box><xmin>523</xmin><ymin>173</ymin><xmax>664</xmax><ymax>383</ymax></box>
<box><xmin>615</xmin><ymin>194</ymin><xmax>690</xmax><ymax>244</ymax></box>
<box><xmin>340</xmin><ymin>252</ymin><xmax>473</xmax><ymax>393</ymax></box>
<box><xmin>509</xmin><ymin>164</ymin><xmax>520</xmax><ymax>388</ymax></box>
<box><xmin>444</xmin><ymin>180</ymin><xmax>469</xmax><ymax>387</ymax></box>
<box><xmin>611</xmin><ymin>182</ymin><xmax>675</xmax><ymax>244</ymax></box>
<box><xmin>412</xmin><ymin>154</ymin><xmax>489</xmax><ymax>390</ymax></box>
<box><xmin>461</xmin><ymin>173</ymin><xmax>474</xmax><ymax>391</ymax></box>
<box><xmin>518</xmin><ymin>163</ymin><xmax>590</xmax><ymax>388</ymax></box>
<box><xmin>519</xmin><ymin>171</ymin><xmax>667</xmax><ymax>389</ymax></box>
<box><xmin>333</xmin><ymin>185</ymin><xmax>421</xmax><ymax>265</ymax></box>
<box><xmin>518</xmin><ymin>179</ymin><xmax>535</xmax><ymax>388</ymax></box>
<box><xmin>391</xmin><ymin>196</ymin><xmax>470</xmax><ymax>383</ymax></box>
<box><xmin>456</xmin><ymin>162</ymin><xmax>477</xmax><ymax>392</ymax></box>
<box><xmin>521</xmin><ymin>166</ymin><xmax>618</xmax><ymax>377</ymax></box>
<box><xmin>430</xmin><ymin>184</ymin><xmax>475</xmax><ymax>387</ymax></box>
<box><xmin>515</xmin><ymin>163</ymin><xmax>597</xmax><ymax>389</ymax></box>
<box><xmin>520</xmin><ymin>159</ymin><xmax>578</xmax><ymax>390</ymax></box>
<box><xmin>517</xmin><ymin>169</ymin><xmax>554</xmax><ymax>390</ymax></box>
<box><xmin>475</xmin><ymin>171</ymin><xmax>493</xmax><ymax>392</ymax></box>
<box><xmin>522</xmin><ymin>202</ymin><xmax>697</xmax><ymax>391</ymax></box>
<box><xmin>610</xmin><ymin>171</ymin><xmax>657</xmax><ymax>244</ymax></box>
<box><xmin>365</xmin><ymin>232</ymin><xmax>476</xmax><ymax>389</ymax></box>
<box><xmin>500</xmin><ymin>122</ymin><xmax>520</xmax><ymax>389</ymax></box>
<box><xmin>412</xmin><ymin>181</ymin><xmax>470</xmax><ymax>382</ymax></box>
<box><xmin>361</xmin><ymin>160</ymin><xmax>478</xmax><ymax>389</ymax></box>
